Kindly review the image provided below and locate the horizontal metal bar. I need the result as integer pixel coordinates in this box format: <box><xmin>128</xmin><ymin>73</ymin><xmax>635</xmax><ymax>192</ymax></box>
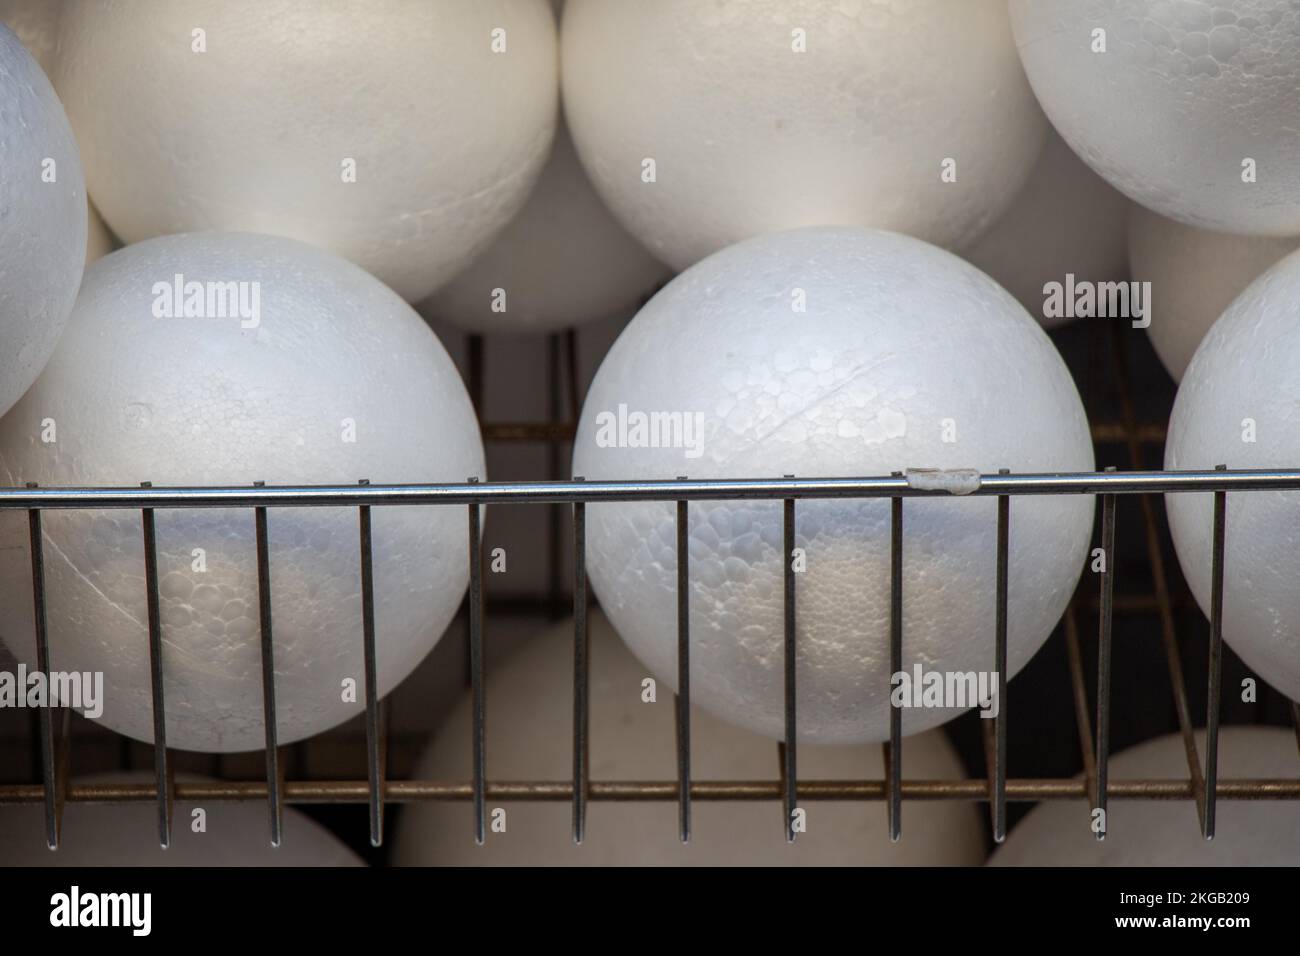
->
<box><xmin>482</xmin><ymin>423</ymin><xmax>576</xmax><ymax>442</ymax></box>
<box><xmin>2</xmin><ymin>778</ymin><xmax>1298</xmax><ymax>805</ymax></box>
<box><xmin>1091</xmin><ymin>423</ymin><xmax>1166</xmax><ymax>444</ymax></box>
<box><xmin>4</xmin><ymin>468</ymin><xmax>1300</xmax><ymax>511</ymax></box>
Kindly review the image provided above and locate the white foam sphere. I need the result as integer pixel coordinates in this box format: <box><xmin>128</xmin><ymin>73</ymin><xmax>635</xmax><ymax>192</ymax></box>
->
<box><xmin>571</xmin><ymin>227</ymin><xmax>1095</xmax><ymax>745</ymax></box>
<box><xmin>393</xmin><ymin>611</ymin><xmax>985</xmax><ymax>866</ymax></box>
<box><xmin>1010</xmin><ymin>0</ymin><xmax>1300</xmax><ymax>236</ymax></box>
<box><xmin>0</xmin><ymin>773</ymin><xmax>365</xmax><ymax>866</ymax></box>
<box><xmin>0</xmin><ymin>23</ymin><xmax>86</xmax><ymax>419</ymax></box>
<box><xmin>561</xmin><ymin>0</ymin><xmax>1047</xmax><ymax>272</ymax></box>
<box><xmin>1128</xmin><ymin>204</ymin><xmax>1300</xmax><ymax>381</ymax></box>
<box><xmin>421</xmin><ymin>121</ymin><xmax>671</xmax><ymax>335</ymax></box>
<box><xmin>0</xmin><ymin>232</ymin><xmax>486</xmax><ymax>752</ymax></box>
<box><xmin>1165</xmin><ymin>249</ymin><xmax>1300</xmax><ymax>705</ymax></box>
<box><xmin>0</xmin><ymin>0</ymin><xmax>61</xmax><ymax>76</ymax></box>
<box><xmin>963</xmin><ymin>130</ymin><xmax>1131</xmax><ymax>329</ymax></box>
<box><xmin>53</xmin><ymin>0</ymin><xmax>559</xmax><ymax>302</ymax></box>
<box><xmin>991</xmin><ymin>727</ymin><xmax>1300</xmax><ymax>865</ymax></box>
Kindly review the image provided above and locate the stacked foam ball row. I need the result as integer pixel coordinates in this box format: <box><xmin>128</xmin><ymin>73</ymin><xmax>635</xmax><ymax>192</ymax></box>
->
<box><xmin>1</xmin><ymin>0</ymin><xmax>1298</xmax><ymax>864</ymax></box>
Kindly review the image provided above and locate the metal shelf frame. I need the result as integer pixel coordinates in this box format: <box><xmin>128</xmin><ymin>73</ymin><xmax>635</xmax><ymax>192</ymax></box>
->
<box><xmin>2</xmin><ymin>466</ymin><xmax>1300</xmax><ymax>853</ymax></box>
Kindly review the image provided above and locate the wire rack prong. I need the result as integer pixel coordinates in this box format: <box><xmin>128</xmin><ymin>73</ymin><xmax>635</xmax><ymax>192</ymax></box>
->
<box><xmin>25</xmin><ymin>481</ymin><xmax>59</xmax><ymax>851</ymax></box>
<box><xmin>358</xmin><ymin>479</ymin><xmax>386</xmax><ymax>847</ymax></box>
<box><xmin>1202</xmin><ymin>465</ymin><xmax>1228</xmax><ymax>840</ymax></box>
<box><xmin>782</xmin><ymin>479</ymin><xmax>798</xmax><ymax>843</ymax></box>
<box><xmin>887</xmin><ymin>472</ymin><xmax>903</xmax><ymax>841</ymax></box>
<box><xmin>466</xmin><ymin>476</ymin><xmax>486</xmax><ymax>846</ymax></box>
<box><xmin>252</xmin><ymin>480</ymin><xmax>283</xmax><ymax>847</ymax></box>
<box><xmin>570</xmin><ymin>476</ymin><xmax>589</xmax><ymax>846</ymax></box>
<box><xmin>139</xmin><ymin>480</ymin><xmax>173</xmax><ymax>848</ymax></box>
<box><xmin>1095</xmin><ymin>467</ymin><xmax>1117</xmax><ymax>840</ymax></box>
<box><xmin>991</xmin><ymin>470</ymin><xmax>1010</xmax><ymax>843</ymax></box>
<box><xmin>674</xmin><ymin>477</ymin><xmax>691</xmax><ymax>844</ymax></box>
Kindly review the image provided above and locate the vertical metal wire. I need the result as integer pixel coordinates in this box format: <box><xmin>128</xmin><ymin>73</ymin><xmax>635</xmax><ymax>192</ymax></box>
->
<box><xmin>358</xmin><ymin>480</ymin><xmax>384</xmax><ymax>847</ymax></box>
<box><xmin>546</xmin><ymin>334</ymin><xmax>565</xmax><ymax>619</ymax></box>
<box><xmin>887</xmin><ymin>475</ymin><xmax>903</xmax><ymax>841</ymax></box>
<box><xmin>139</xmin><ymin>482</ymin><xmax>172</xmax><ymax>848</ymax></box>
<box><xmin>1095</xmin><ymin>469</ymin><xmax>1117</xmax><ymax>840</ymax></box>
<box><xmin>26</xmin><ymin>483</ymin><xmax>58</xmax><ymax>850</ymax></box>
<box><xmin>571</xmin><ymin>477</ymin><xmax>589</xmax><ymax>845</ymax></box>
<box><xmin>1064</xmin><ymin>604</ymin><xmax>1098</xmax><ymax>794</ymax></box>
<box><xmin>782</xmin><ymin>479</ymin><xmax>797</xmax><ymax>843</ymax></box>
<box><xmin>467</xmin><ymin>477</ymin><xmax>486</xmax><ymax>845</ymax></box>
<box><xmin>1204</xmin><ymin>464</ymin><xmax>1227</xmax><ymax>839</ymax></box>
<box><xmin>675</xmin><ymin>479</ymin><xmax>691</xmax><ymax>843</ymax></box>
<box><xmin>991</xmin><ymin>469</ymin><xmax>1010</xmax><ymax>843</ymax></box>
<box><xmin>1290</xmin><ymin>700</ymin><xmax>1300</xmax><ymax>760</ymax></box>
<box><xmin>252</xmin><ymin>481</ymin><xmax>282</xmax><ymax>847</ymax></box>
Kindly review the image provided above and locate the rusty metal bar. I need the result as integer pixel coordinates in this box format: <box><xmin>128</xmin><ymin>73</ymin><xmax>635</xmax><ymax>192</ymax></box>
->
<box><xmin>7</xmin><ymin>777</ymin><xmax>1296</xmax><ymax>806</ymax></box>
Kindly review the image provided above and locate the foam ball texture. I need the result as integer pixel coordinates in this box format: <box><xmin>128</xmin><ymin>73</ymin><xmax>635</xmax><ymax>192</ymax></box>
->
<box><xmin>991</xmin><ymin>727</ymin><xmax>1300</xmax><ymax>865</ymax></box>
<box><xmin>571</xmin><ymin>227</ymin><xmax>1095</xmax><ymax>745</ymax></box>
<box><xmin>963</xmin><ymin>130</ymin><xmax>1131</xmax><ymax>329</ymax></box>
<box><xmin>54</xmin><ymin>0</ymin><xmax>559</xmax><ymax>302</ymax></box>
<box><xmin>393</xmin><ymin>611</ymin><xmax>985</xmax><ymax>866</ymax></box>
<box><xmin>0</xmin><ymin>0</ymin><xmax>60</xmax><ymax>76</ymax></box>
<box><xmin>0</xmin><ymin>232</ymin><xmax>486</xmax><ymax>752</ymax></box>
<box><xmin>561</xmin><ymin>0</ymin><xmax>1047</xmax><ymax>272</ymax></box>
<box><xmin>1165</xmin><ymin>249</ymin><xmax>1300</xmax><ymax>705</ymax></box>
<box><xmin>0</xmin><ymin>773</ymin><xmax>364</xmax><ymax>866</ymax></box>
<box><xmin>0</xmin><ymin>24</ymin><xmax>86</xmax><ymax>419</ymax></box>
<box><xmin>1010</xmin><ymin>0</ymin><xmax>1300</xmax><ymax>236</ymax></box>
<box><xmin>1128</xmin><ymin>203</ymin><xmax>1299</xmax><ymax>382</ymax></box>
<box><xmin>421</xmin><ymin>120</ymin><xmax>670</xmax><ymax>335</ymax></box>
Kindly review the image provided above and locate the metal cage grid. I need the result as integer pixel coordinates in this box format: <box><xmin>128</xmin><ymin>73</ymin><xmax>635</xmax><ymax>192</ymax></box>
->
<box><xmin>2</xmin><ymin>324</ymin><xmax>1300</xmax><ymax>857</ymax></box>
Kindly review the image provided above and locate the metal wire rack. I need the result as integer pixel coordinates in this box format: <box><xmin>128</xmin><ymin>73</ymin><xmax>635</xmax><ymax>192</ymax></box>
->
<box><xmin>2</xmin><ymin>325</ymin><xmax>1299</xmax><ymax>858</ymax></box>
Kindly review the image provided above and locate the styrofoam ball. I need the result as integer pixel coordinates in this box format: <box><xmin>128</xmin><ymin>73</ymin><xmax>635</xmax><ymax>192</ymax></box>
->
<box><xmin>53</xmin><ymin>0</ymin><xmax>559</xmax><ymax>302</ymax></box>
<box><xmin>991</xmin><ymin>727</ymin><xmax>1300</xmax><ymax>865</ymax></box>
<box><xmin>1128</xmin><ymin>204</ymin><xmax>1299</xmax><ymax>381</ymax></box>
<box><xmin>86</xmin><ymin>201</ymin><xmax>115</xmax><ymax>265</ymax></box>
<box><xmin>0</xmin><ymin>772</ymin><xmax>364</xmax><ymax>866</ymax></box>
<box><xmin>963</xmin><ymin>130</ymin><xmax>1131</xmax><ymax>329</ymax></box>
<box><xmin>561</xmin><ymin>0</ymin><xmax>1047</xmax><ymax>272</ymax></box>
<box><xmin>1164</xmin><ymin>249</ymin><xmax>1300</xmax><ymax>705</ymax></box>
<box><xmin>0</xmin><ymin>0</ymin><xmax>61</xmax><ymax>76</ymax></box>
<box><xmin>571</xmin><ymin>227</ymin><xmax>1095</xmax><ymax>745</ymax></box>
<box><xmin>393</xmin><ymin>611</ymin><xmax>985</xmax><ymax>866</ymax></box>
<box><xmin>1010</xmin><ymin>0</ymin><xmax>1300</xmax><ymax>236</ymax></box>
<box><xmin>421</xmin><ymin>121</ymin><xmax>670</xmax><ymax>335</ymax></box>
<box><xmin>0</xmin><ymin>232</ymin><xmax>486</xmax><ymax>752</ymax></box>
<box><xmin>0</xmin><ymin>23</ymin><xmax>86</xmax><ymax>419</ymax></box>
